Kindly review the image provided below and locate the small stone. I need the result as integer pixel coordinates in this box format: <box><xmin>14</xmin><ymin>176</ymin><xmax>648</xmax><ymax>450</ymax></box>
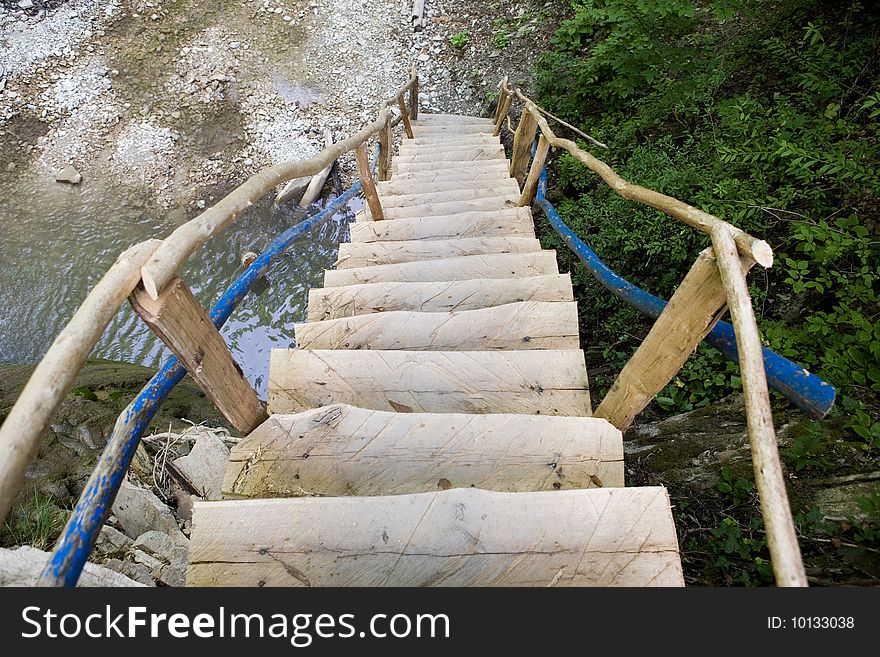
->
<box><xmin>55</xmin><ymin>165</ymin><xmax>82</xmax><ymax>184</ymax></box>
<box><xmin>111</xmin><ymin>478</ymin><xmax>182</xmax><ymax>539</ymax></box>
<box><xmin>170</xmin><ymin>429</ymin><xmax>230</xmax><ymax>500</ymax></box>
<box><xmin>94</xmin><ymin>525</ymin><xmax>133</xmax><ymax>557</ymax></box>
<box><xmin>17</xmin><ymin>0</ymin><xmax>34</xmax><ymax>10</ymax></box>
<box><xmin>6</xmin><ymin>162</ymin><xmax>16</xmax><ymax>172</ymax></box>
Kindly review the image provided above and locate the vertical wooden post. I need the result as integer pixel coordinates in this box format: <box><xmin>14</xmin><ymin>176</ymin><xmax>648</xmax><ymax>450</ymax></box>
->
<box><xmin>409</xmin><ymin>66</ymin><xmax>419</xmax><ymax>120</ymax></box>
<box><xmin>594</xmin><ymin>247</ymin><xmax>754</xmax><ymax>431</ymax></box>
<box><xmin>510</xmin><ymin>109</ymin><xmax>539</xmax><ymax>187</ymax></box>
<box><xmin>519</xmin><ymin>134</ymin><xmax>550</xmax><ymax>206</ymax></box>
<box><xmin>355</xmin><ymin>143</ymin><xmax>384</xmax><ymax>221</ymax></box>
<box><xmin>493</xmin><ymin>77</ymin><xmax>509</xmax><ymax>132</ymax></box>
<box><xmin>712</xmin><ymin>225</ymin><xmax>807</xmax><ymax>587</ymax></box>
<box><xmin>130</xmin><ymin>277</ymin><xmax>268</xmax><ymax>435</ymax></box>
<box><xmin>493</xmin><ymin>91</ymin><xmax>512</xmax><ymax>137</ymax></box>
<box><xmin>378</xmin><ymin>119</ymin><xmax>393</xmax><ymax>182</ymax></box>
<box><xmin>398</xmin><ymin>96</ymin><xmax>415</xmax><ymax>139</ymax></box>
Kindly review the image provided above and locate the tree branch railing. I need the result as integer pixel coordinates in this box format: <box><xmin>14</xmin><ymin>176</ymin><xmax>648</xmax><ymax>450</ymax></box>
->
<box><xmin>0</xmin><ymin>68</ymin><xmax>419</xmax><ymax>539</ymax></box>
<box><xmin>497</xmin><ymin>82</ymin><xmax>809</xmax><ymax>586</ymax></box>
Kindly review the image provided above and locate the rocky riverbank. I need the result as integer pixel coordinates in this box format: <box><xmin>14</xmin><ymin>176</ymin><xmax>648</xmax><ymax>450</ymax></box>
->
<box><xmin>1</xmin><ymin>0</ymin><xmax>563</xmax><ymax>214</ymax></box>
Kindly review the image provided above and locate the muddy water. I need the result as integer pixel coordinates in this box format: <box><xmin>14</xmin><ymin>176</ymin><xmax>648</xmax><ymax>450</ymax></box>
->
<box><xmin>0</xmin><ymin>173</ymin><xmax>356</xmax><ymax>398</ymax></box>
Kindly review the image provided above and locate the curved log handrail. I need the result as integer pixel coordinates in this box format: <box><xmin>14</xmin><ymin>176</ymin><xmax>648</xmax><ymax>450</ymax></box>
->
<box><xmin>513</xmin><ymin>89</ymin><xmax>773</xmax><ymax>268</ymax></box>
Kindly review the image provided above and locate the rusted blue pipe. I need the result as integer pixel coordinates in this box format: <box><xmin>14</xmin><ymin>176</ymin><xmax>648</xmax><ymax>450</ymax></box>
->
<box><xmin>39</xmin><ymin>179</ymin><xmax>365</xmax><ymax>587</ymax></box>
<box><xmin>535</xmin><ymin>166</ymin><xmax>836</xmax><ymax>418</ymax></box>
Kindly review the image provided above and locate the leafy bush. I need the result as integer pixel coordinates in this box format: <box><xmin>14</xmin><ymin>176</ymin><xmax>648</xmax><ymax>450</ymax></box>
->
<box><xmin>535</xmin><ymin>0</ymin><xmax>879</xmax><ymax>441</ymax></box>
<box><xmin>449</xmin><ymin>30</ymin><xmax>470</xmax><ymax>49</ymax></box>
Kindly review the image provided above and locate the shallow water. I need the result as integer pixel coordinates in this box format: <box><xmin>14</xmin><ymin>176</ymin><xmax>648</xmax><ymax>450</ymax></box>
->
<box><xmin>0</xmin><ymin>172</ymin><xmax>357</xmax><ymax>399</ymax></box>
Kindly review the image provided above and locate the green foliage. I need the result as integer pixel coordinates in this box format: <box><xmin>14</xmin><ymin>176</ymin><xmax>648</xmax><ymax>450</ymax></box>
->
<box><xmin>535</xmin><ymin>0</ymin><xmax>880</xmax><ymax>434</ymax></box>
<box><xmin>785</xmin><ymin>422</ymin><xmax>834</xmax><ymax>472</ymax></box>
<box><xmin>715</xmin><ymin>466</ymin><xmax>755</xmax><ymax>506</ymax></box>
<box><xmin>449</xmin><ymin>30</ymin><xmax>470</xmax><ymax>49</ymax></box>
<box><xmin>704</xmin><ymin>517</ymin><xmax>773</xmax><ymax>586</ymax></box>
<box><xmin>2</xmin><ymin>491</ymin><xmax>68</xmax><ymax>550</ymax></box>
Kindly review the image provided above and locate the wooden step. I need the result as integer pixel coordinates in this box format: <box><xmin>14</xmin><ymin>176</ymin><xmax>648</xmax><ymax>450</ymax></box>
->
<box><xmin>408</xmin><ymin>133</ymin><xmax>501</xmax><ymax>145</ymax></box>
<box><xmin>323</xmin><ymin>252</ymin><xmax>559</xmax><ymax>286</ymax></box>
<box><xmin>267</xmin><ymin>348</ymin><xmax>590</xmax><ymax>416</ymax></box>
<box><xmin>294</xmin><ymin>301</ymin><xmax>579</xmax><ymax>351</ymax></box>
<box><xmin>416</xmin><ymin>113</ymin><xmax>494</xmax><ymax>124</ymax></box>
<box><xmin>411</xmin><ymin>124</ymin><xmax>495</xmax><ymax>136</ymax></box>
<box><xmin>363</xmin><ymin>196</ymin><xmax>519</xmax><ymax>221</ymax></box>
<box><xmin>349</xmin><ymin>208</ymin><xmax>535</xmax><ymax>243</ymax></box>
<box><xmin>336</xmin><ymin>237</ymin><xmax>541</xmax><ymax>268</ymax></box>
<box><xmin>381</xmin><ymin>171</ymin><xmax>513</xmax><ymax>192</ymax></box>
<box><xmin>396</xmin><ymin>144</ymin><xmax>506</xmax><ymax>159</ymax></box>
<box><xmin>377</xmin><ymin>184</ymin><xmax>520</xmax><ymax>208</ymax></box>
<box><xmin>306</xmin><ymin>275</ymin><xmax>574</xmax><ymax>321</ymax></box>
<box><xmin>187</xmin><ymin>487</ymin><xmax>684</xmax><ymax>586</ymax></box>
<box><xmin>223</xmin><ymin>404</ymin><xmax>623</xmax><ymax>499</ymax></box>
<box><xmin>393</xmin><ymin>159</ymin><xmax>510</xmax><ymax>175</ymax></box>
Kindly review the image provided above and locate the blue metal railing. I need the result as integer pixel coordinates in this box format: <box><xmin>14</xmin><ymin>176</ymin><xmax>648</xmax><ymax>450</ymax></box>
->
<box><xmin>535</xmin><ymin>166</ymin><xmax>836</xmax><ymax>418</ymax></box>
<box><xmin>38</xmin><ymin>178</ymin><xmax>365</xmax><ymax>587</ymax></box>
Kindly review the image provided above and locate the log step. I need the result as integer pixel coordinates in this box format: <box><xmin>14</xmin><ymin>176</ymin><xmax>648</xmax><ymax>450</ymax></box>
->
<box><xmin>377</xmin><ymin>184</ymin><xmax>520</xmax><ymax>207</ymax></box>
<box><xmin>363</xmin><ymin>195</ymin><xmax>519</xmax><ymax>220</ymax></box>
<box><xmin>415</xmin><ymin>113</ymin><xmax>494</xmax><ymax>124</ymax></box>
<box><xmin>267</xmin><ymin>348</ymin><xmax>590</xmax><ymax>416</ymax></box>
<box><xmin>323</xmin><ymin>252</ymin><xmax>559</xmax><ymax>286</ymax></box>
<box><xmin>377</xmin><ymin>177</ymin><xmax>516</xmax><ymax>197</ymax></box>
<box><xmin>294</xmin><ymin>301</ymin><xmax>579</xmax><ymax>351</ymax></box>
<box><xmin>411</xmin><ymin>124</ymin><xmax>495</xmax><ymax>136</ymax></box>
<box><xmin>393</xmin><ymin>160</ymin><xmax>510</xmax><ymax>175</ymax></box>
<box><xmin>380</xmin><ymin>171</ymin><xmax>513</xmax><ymax>192</ymax></box>
<box><xmin>348</xmin><ymin>208</ymin><xmax>535</xmax><ymax>243</ymax></box>
<box><xmin>306</xmin><ymin>275</ymin><xmax>574</xmax><ymax>321</ymax></box>
<box><xmin>396</xmin><ymin>145</ymin><xmax>506</xmax><ymax>160</ymax></box>
<box><xmin>407</xmin><ymin>134</ymin><xmax>503</xmax><ymax>147</ymax></box>
<box><xmin>223</xmin><ymin>404</ymin><xmax>623</xmax><ymax>499</ymax></box>
<box><xmin>336</xmin><ymin>237</ymin><xmax>541</xmax><ymax>268</ymax></box>
<box><xmin>187</xmin><ymin>486</ymin><xmax>683</xmax><ymax>586</ymax></box>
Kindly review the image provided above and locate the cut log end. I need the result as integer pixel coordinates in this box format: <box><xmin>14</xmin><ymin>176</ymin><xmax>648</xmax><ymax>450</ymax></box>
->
<box><xmin>752</xmin><ymin>239</ymin><xmax>774</xmax><ymax>268</ymax></box>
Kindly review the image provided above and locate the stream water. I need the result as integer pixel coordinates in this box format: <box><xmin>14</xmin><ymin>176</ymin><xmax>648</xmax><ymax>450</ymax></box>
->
<box><xmin>0</xmin><ymin>173</ymin><xmax>358</xmax><ymax>399</ymax></box>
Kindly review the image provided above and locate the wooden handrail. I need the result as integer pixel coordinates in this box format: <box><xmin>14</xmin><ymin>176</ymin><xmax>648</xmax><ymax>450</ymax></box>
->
<box><xmin>0</xmin><ymin>68</ymin><xmax>420</xmax><ymax>526</ymax></box>
<box><xmin>0</xmin><ymin>240</ymin><xmax>162</xmax><ymax>524</ymax></box>
<box><xmin>506</xmin><ymin>80</ymin><xmax>805</xmax><ymax>585</ymax></box>
<box><xmin>141</xmin><ymin>107</ymin><xmax>394</xmax><ymax>299</ymax></box>
<box><xmin>712</xmin><ymin>225</ymin><xmax>807</xmax><ymax>586</ymax></box>
<box><xmin>514</xmin><ymin>90</ymin><xmax>773</xmax><ymax>268</ymax></box>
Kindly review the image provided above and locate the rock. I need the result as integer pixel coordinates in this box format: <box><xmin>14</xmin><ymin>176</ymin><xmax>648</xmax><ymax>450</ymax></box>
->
<box><xmin>100</xmin><ymin>558</ymin><xmax>156</xmax><ymax>586</ymax></box>
<box><xmin>55</xmin><ymin>165</ymin><xmax>82</xmax><ymax>184</ymax></box>
<box><xmin>0</xmin><ymin>546</ymin><xmax>145</xmax><ymax>587</ymax></box>
<box><xmin>111</xmin><ymin>478</ymin><xmax>183</xmax><ymax>540</ymax></box>
<box><xmin>17</xmin><ymin>0</ymin><xmax>34</xmax><ymax>10</ymax></box>
<box><xmin>133</xmin><ymin>530</ymin><xmax>188</xmax><ymax>562</ymax></box>
<box><xmin>94</xmin><ymin>525</ymin><xmax>133</xmax><ymax>557</ymax></box>
<box><xmin>171</xmin><ymin>429</ymin><xmax>229</xmax><ymax>500</ymax></box>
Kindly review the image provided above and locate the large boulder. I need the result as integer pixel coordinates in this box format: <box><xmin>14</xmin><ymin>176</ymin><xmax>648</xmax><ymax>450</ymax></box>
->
<box><xmin>0</xmin><ymin>546</ymin><xmax>145</xmax><ymax>587</ymax></box>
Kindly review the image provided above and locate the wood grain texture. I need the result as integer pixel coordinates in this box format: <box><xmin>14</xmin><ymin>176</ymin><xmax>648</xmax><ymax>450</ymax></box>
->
<box><xmin>415</xmin><ymin>114</ymin><xmax>494</xmax><ymax>124</ymax></box>
<box><xmin>712</xmin><ymin>225</ymin><xmax>807</xmax><ymax>587</ymax></box>
<box><xmin>187</xmin><ymin>487</ymin><xmax>682</xmax><ymax>586</ymax></box>
<box><xmin>376</xmin><ymin>184</ymin><xmax>520</xmax><ymax>207</ymax></box>
<box><xmin>378</xmin><ymin>176</ymin><xmax>515</xmax><ymax>196</ymax></box>
<box><xmin>408</xmin><ymin>135</ymin><xmax>502</xmax><ymax>146</ymax></box>
<box><xmin>595</xmin><ymin>247</ymin><xmax>751</xmax><ymax>431</ymax></box>
<box><xmin>355</xmin><ymin>143</ymin><xmax>384</xmax><ymax>221</ymax></box>
<box><xmin>323</xmin><ymin>252</ymin><xmax>559</xmax><ymax>286</ymax></box>
<box><xmin>130</xmin><ymin>278</ymin><xmax>267</xmax><ymax>435</ymax></box>
<box><xmin>267</xmin><ymin>349</ymin><xmax>591</xmax><ymax>416</ymax></box>
<box><xmin>364</xmin><ymin>195</ymin><xmax>519</xmax><ymax>220</ymax></box>
<box><xmin>335</xmin><ymin>236</ymin><xmax>541</xmax><ymax>268</ymax></box>
<box><xmin>393</xmin><ymin>159</ymin><xmax>510</xmax><ymax>175</ymax></box>
<box><xmin>223</xmin><ymin>404</ymin><xmax>623</xmax><ymax>498</ymax></box>
<box><xmin>306</xmin><ymin>275</ymin><xmax>574</xmax><ymax>321</ymax></box>
<box><xmin>348</xmin><ymin>207</ymin><xmax>535</xmax><ymax>242</ymax></box>
<box><xmin>294</xmin><ymin>301</ymin><xmax>579</xmax><ymax>351</ymax></box>
<box><xmin>510</xmin><ymin>109</ymin><xmax>539</xmax><ymax>186</ymax></box>
<box><xmin>520</xmin><ymin>133</ymin><xmax>551</xmax><ymax>206</ymax></box>
<box><xmin>394</xmin><ymin>145</ymin><xmax>506</xmax><ymax>162</ymax></box>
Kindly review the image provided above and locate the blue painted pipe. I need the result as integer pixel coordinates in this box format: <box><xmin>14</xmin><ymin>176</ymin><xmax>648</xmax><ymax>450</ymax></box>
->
<box><xmin>535</xmin><ymin>166</ymin><xmax>836</xmax><ymax>418</ymax></box>
<box><xmin>39</xmin><ymin>180</ymin><xmax>365</xmax><ymax>587</ymax></box>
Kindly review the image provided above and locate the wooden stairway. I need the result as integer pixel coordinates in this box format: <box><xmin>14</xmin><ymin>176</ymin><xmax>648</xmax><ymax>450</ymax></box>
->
<box><xmin>186</xmin><ymin>113</ymin><xmax>684</xmax><ymax>587</ymax></box>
